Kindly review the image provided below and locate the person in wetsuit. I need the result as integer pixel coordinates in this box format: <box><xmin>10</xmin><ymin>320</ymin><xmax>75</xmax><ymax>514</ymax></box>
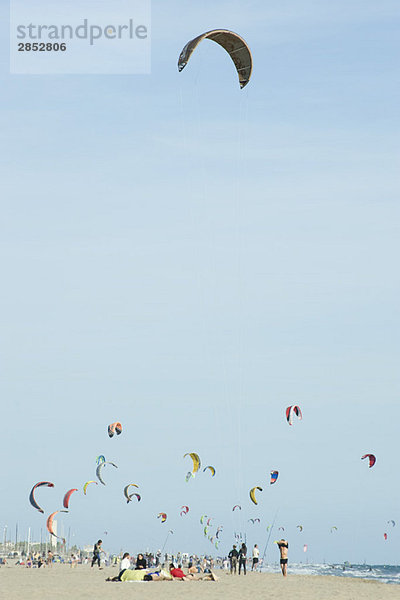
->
<box><xmin>238</xmin><ymin>543</ymin><xmax>247</xmax><ymax>575</ymax></box>
<box><xmin>228</xmin><ymin>545</ymin><xmax>239</xmax><ymax>574</ymax></box>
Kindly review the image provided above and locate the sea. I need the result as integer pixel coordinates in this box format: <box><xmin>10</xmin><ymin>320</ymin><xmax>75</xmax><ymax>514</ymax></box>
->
<box><xmin>260</xmin><ymin>563</ymin><xmax>400</xmax><ymax>585</ymax></box>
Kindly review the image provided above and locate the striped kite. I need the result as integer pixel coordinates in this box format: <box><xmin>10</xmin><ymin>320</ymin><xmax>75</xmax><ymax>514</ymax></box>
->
<box><xmin>270</xmin><ymin>470</ymin><xmax>279</xmax><ymax>484</ymax></box>
<box><xmin>286</xmin><ymin>405</ymin><xmax>302</xmax><ymax>425</ymax></box>
<box><xmin>108</xmin><ymin>422</ymin><xmax>122</xmax><ymax>438</ymax></box>
<box><xmin>361</xmin><ymin>454</ymin><xmax>376</xmax><ymax>468</ymax></box>
<box><xmin>29</xmin><ymin>482</ymin><xmax>54</xmax><ymax>514</ymax></box>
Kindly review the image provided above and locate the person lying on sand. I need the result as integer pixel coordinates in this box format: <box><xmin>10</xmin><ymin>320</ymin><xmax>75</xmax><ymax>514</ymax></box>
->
<box><xmin>169</xmin><ymin>564</ymin><xmax>218</xmax><ymax>582</ymax></box>
<box><xmin>106</xmin><ymin>568</ymin><xmax>172</xmax><ymax>582</ymax></box>
<box><xmin>106</xmin><ymin>564</ymin><xmax>218</xmax><ymax>583</ymax></box>
<box><xmin>170</xmin><ymin>563</ymin><xmax>186</xmax><ymax>580</ymax></box>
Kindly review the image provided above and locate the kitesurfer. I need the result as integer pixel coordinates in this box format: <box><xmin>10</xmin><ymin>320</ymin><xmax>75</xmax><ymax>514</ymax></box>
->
<box><xmin>238</xmin><ymin>543</ymin><xmax>247</xmax><ymax>575</ymax></box>
<box><xmin>276</xmin><ymin>539</ymin><xmax>289</xmax><ymax>577</ymax></box>
<box><xmin>228</xmin><ymin>545</ymin><xmax>239</xmax><ymax>574</ymax></box>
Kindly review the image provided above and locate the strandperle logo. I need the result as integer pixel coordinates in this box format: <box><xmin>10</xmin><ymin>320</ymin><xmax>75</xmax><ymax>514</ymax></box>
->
<box><xmin>16</xmin><ymin>19</ymin><xmax>148</xmax><ymax>46</ymax></box>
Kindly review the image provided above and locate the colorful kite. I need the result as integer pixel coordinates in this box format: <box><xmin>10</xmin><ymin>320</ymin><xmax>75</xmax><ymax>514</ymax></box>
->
<box><xmin>29</xmin><ymin>482</ymin><xmax>54</xmax><ymax>514</ymax></box>
<box><xmin>361</xmin><ymin>454</ymin><xmax>376</xmax><ymax>468</ymax></box>
<box><xmin>286</xmin><ymin>405</ymin><xmax>302</xmax><ymax>425</ymax></box>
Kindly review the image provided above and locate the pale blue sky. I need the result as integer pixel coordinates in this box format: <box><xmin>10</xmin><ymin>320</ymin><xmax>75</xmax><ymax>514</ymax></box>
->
<box><xmin>0</xmin><ymin>0</ymin><xmax>399</xmax><ymax>564</ymax></box>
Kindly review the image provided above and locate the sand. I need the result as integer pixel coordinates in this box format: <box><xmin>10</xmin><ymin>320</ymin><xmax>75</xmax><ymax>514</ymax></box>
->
<box><xmin>0</xmin><ymin>565</ymin><xmax>399</xmax><ymax>600</ymax></box>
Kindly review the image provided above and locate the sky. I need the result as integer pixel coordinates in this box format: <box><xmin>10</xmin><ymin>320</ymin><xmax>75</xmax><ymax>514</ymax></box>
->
<box><xmin>0</xmin><ymin>0</ymin><xmax>399</xmax><ymax>564</ymax></box>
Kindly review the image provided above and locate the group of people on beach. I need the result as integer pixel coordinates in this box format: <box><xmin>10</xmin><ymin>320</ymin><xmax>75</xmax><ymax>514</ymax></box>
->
<box><xmin>228</xmin><ymin>539</ymin><xmax>288</xmax><ymax>577</ymax></box>
<box><xmin>87</xmin><ymin>539</ymin><xmax>217</xmax><ymax>582</ymax></box>
<box><xmin>91</xmin><ymin>536</ymin><xmax>289</xmax><ymax>582</ymax></box>
<box><xmin>228</xmin><ymin>542</ymin><xmax>251</xmax><ymax>574</ymax></box>
<box><xmin>15</xmin><ymin>550</ymin><xmax>55</xmax><ymax>569</ymax></box>
<box><xmin>104</xmin><ymin>553</ymin><xmax>217</xmax><ymax>582</ymax></box>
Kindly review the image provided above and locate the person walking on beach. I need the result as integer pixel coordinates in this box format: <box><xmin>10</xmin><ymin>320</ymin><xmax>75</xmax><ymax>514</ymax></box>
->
<box><xmin>276</xmin><ymin>539</ymin><xmax>289</xmax><ymax>577</ymax></box>
<box><xmin>238</xmin><ymin>542</ymin><xmax>247</xmax><ymax>575</ymax></box>
<box><xmin>252</xmin><ymin>544</ymin><xmax>259</xmax><ymax>571</ymax></box>
<box><xmin>228</xmin><ymin>544</ymin><xmax>239</xmax><ymax>574</ymax></box>
<box><xmin>91</xmin><ymin>539</ymin><xmax>103</xmax><ymax>569</ymax></box>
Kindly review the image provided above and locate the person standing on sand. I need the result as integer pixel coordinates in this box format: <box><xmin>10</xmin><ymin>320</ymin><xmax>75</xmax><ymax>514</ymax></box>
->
<box><xmin>91</xmin><ymin>539</ymin><xmax>103</xmax><ymax>569</ymax></box>
<box><xmin>276</xmin><ymin>539</ymin><xmax>289</xmax><ymax>577</ymax></box>
<box><xmin>252</xmin><ymin>544</ymin><xmax>259</xmax><ymax>571</ymax></box>
<box><xmin>228</xmin><ymin>544</ymin><xmax>239</xmax><ymax>574</ymax></box>
<box><xmin>47</xmin><ymin>551</ymin><xmax>53</xmax><ymax>567</ymax></box>
<box><xmin>238</xmin><ymin>542</ymin><xmax>247</xmax><ymax>575</ymax></box>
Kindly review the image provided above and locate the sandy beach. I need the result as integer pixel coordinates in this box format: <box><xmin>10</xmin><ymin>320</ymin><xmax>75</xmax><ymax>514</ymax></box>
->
<box><xmin>1</xmin><ymin>565</ymin><xmax>398</xmax><ymax>600</ymax></box>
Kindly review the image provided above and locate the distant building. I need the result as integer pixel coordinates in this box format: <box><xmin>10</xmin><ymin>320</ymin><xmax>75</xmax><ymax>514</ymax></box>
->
<box><xmin>50</xmin><ymin>520</ymin><xmax>57</xmax><ymax>548</ymax></box>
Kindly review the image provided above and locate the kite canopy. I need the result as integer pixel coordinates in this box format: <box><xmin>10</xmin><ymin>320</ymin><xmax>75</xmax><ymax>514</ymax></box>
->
<box><xmin>203</xmin><ymin>465</ymin><xmax>216</xmax><ymax>477</ymax></box>
<box><xmin>232</xmin><ymin>504</ymin><xmax>241</xmax><ymax>511</ymax></box>
<box><xmin>108</xmin><ymin>422</ymin><xmax>122</xmax><ymax>438</ymax></box>
<box><xmin>96</xmin><ymin>461</ymin><xmax>118</xmax><ymax>486</ymax></box>
<box><xmin>157</xmin><ymin>512</ymin><xmax>167</xmax><ymax>523</ymax></box>
<box><xmin>124</xmin><ymin>484</ymin><xmax>139</xmax><ymax>503</ymax></box>
<box><xmin>63</xmin><ymin>488</ymin><xmax>78</xmax><ymax>509</ymax></box>
<box><xmin>83</xmin><ymin>480</ymin><xmax>97</xmax><ymax>495</ymax></box>
<box><xmin>178</xmin><ymin>29</ymin><xmax>253</xmax><ymax>89</ymax></box>
<box><xmin>96</xmin><ymin>455</ymin><xmax>106</xmax><ymax>465</ymax></box>
<box><xmin>286</xmin><ymin>405</ymin><xmax>302</xmax><ymax>425</ymax></box>
<box><xmin>29</xmin><ymin>481</ymin><xmax>54</xmax><ymax>513</ymax></box>
<box><xmin>270</xmin><ymin>470</ymin><xmax>279</xmax><ymax>484</ymax></box>
<box><xmin>249</xmin><ymin>486</ymin><xmax>263</xmax><ymax>505</ymax></box>
<box><xmin>183</xmin><ymin>452</ymin><xmax>201</xmax><ymax>475</ymax></box>
<box><xmin>361</xmin><ymin>453</ymin><xmax>376</xmax><ymax>468</ymax></box>
<box><xmin>388</xmin><ymin>520</ymin><xmax>395</xmax><ymax>527</ymax></box>
<box><xmin>180</xmin><ymin>505</ymin><xmax>189</xmax><ymax>516</ymax></box>
<box><xmin>46</xmin><ymin>510</ymin><xmax>68</xmax><ymax>545</ymax></box>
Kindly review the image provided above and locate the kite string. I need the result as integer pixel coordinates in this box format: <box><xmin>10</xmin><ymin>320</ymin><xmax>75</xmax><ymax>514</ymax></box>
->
<box><xmin>261</xmin><ymin>508</ymin><xmax>279</xmax><ymax>565</ymax></box>
<box><xmin>235</xmin><ymin>89</ymin><xmax>250</xmax><ymax>538</ymax></box>
<box><xmin>160</xmin><ymin>530</ymin><xmax>172</xmax><ymax>555</ymax></box>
